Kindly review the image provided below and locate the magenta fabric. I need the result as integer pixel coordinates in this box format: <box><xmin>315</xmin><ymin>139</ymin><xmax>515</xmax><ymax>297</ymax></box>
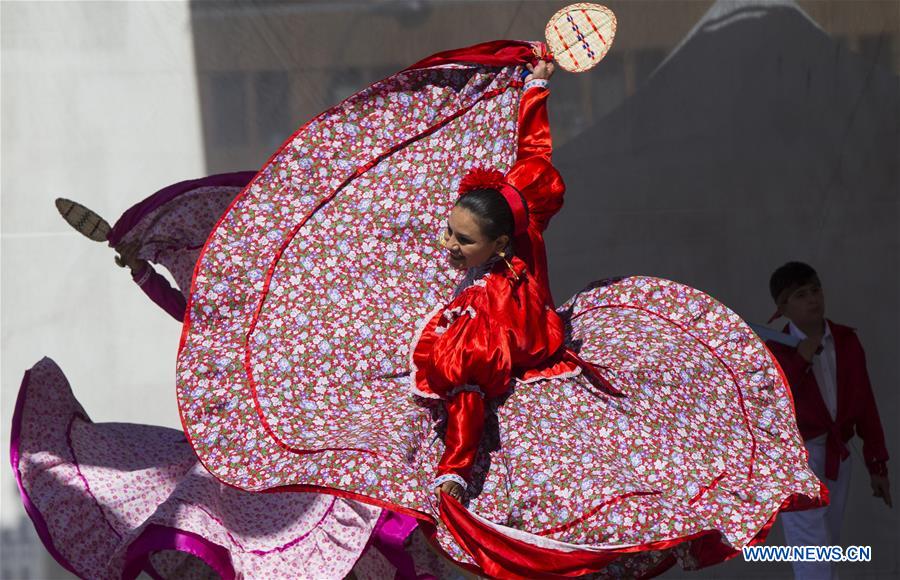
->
<box><xmin>370</xmin><ymin>510</ymin><xmax>432</xmax><ymax>580</ymax></box>
<box><xmin>122</xmin><ymin>524</ymin><xmax>235</xmax><ymax>580</ymax></box>
<box><xmin>112</xmin><ymin>172</ymin><xmax>256</xmax><ymax>320</ymax></box>
<box><xmin>109</xmin><ymin>171</ymin><xmax>254</xmax><ymax>301</ymax></box>
<box><xmin>9</xmin><ymin>369</ymin><xmax>83</xmax><ymax>579</ymax></box>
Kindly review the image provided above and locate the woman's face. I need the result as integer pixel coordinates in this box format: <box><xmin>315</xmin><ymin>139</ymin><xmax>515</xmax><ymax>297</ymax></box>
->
<box><xmin>441</xmin><ymin>206</ymin><xmax>508</xmax><ymax>270</ymax></box>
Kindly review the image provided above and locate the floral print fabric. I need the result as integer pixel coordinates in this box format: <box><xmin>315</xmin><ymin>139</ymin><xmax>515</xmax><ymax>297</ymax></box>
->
<box><xmin>176</xmin><ymin>57</ymin><xmax>822</xmax><ymax>576</ymax></box>
<box><xmin>12</xmin><ymin>359</ymin><xmax>380</xmax><ymax>579</ymax></box>
<box><xmin>112</xmin><ymin>184</ymin><xmax>245</xmax><ymax>294</ymax></box>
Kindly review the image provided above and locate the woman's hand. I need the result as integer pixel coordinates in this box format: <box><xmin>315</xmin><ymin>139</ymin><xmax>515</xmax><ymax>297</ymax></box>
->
<box><xmin>436</xmin><ymin>481</ymin><xmax>465</xmax><ymax>503</ymax></box>
<box><xmin>524</xmin><ymin>59</ymin><xmax>555</xmax><ymax>83</ymax></box>
<box><xmin>114</xmin><ymin>240</ymin><xmax>147</xmax><ymax>272</ymax></box>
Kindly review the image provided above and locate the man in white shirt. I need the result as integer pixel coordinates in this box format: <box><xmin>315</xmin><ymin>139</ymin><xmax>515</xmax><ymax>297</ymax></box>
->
<box><xmin>766</xmin><ymin>261</ymin><xmax>891</xmax><ymax>580</ymax></box>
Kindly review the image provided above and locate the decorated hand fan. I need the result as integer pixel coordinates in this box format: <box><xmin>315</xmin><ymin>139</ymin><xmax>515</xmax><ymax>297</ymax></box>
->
<box><xmin>545</xmin><ymin>3</ymin><xmax>617</xmax><ymax>73</ymax></box>
<box><xmin>55</xmin><ymin>198</ymin><xmax>111</xmax><ymax>242</ymax></box>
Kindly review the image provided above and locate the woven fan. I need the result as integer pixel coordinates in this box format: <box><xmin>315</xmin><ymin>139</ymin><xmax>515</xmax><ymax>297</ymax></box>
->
<box><xmin>545</xmin><ymin>3</ymin><xmax>617</xmax><ymax>73</ymax></box>
<box><xmin>55</xmin><ymin>198</ymin><xmax>111</xmax><ymax>242</ymax></box>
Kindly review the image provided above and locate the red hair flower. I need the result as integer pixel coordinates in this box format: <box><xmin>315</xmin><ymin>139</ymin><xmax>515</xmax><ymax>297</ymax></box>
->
<box><xmin>458</xmin><ymin>167</ymin><xmax>506</xmax><ymax>196</ymax></box>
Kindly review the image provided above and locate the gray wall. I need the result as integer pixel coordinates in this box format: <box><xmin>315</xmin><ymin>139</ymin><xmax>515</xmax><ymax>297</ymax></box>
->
<box><xmin>549</xmin><ymin>2</ymin><xmax>899</xmax><ymax>577</ymax></box>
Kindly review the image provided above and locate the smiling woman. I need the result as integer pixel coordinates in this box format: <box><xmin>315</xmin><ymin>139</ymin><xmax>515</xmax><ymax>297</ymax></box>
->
<box><xmin>441</xmin><ymin>202</ymin><xmax>511</xmax><ymax>271</ymax></box>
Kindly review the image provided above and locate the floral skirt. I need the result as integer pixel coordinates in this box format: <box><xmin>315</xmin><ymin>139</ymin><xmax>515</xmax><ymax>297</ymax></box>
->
<box><xmin>10</xmin><ymin>358</ymin><xmax>383</xmax><ymax>579</ymax></box>
<box><xmin>170</xmin><ymin>41</ymin><xmax>827</xmax><ymax>578</ymax></box>
<box><xmin>180</xmin><ymin>275</ymin><xmax>828</xmax><ymax>578</ymax></box>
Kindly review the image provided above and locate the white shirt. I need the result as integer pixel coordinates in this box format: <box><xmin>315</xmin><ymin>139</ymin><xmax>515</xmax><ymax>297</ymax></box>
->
<box><xmin>788</xmin><ymin>321</ymin><xmax>838</xmax><ymax>438</ymax></box>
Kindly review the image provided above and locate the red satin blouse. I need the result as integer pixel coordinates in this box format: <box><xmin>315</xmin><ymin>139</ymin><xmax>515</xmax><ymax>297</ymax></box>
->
<box><xmin>411</xmin><ymin>255</ymin><xmax>567</xmax><ymax>401</ymax></box>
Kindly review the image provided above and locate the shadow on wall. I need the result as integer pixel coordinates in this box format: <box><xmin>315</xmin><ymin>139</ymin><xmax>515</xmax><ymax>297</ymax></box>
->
<box><xmin>548</xmin><ymin>0</ymin><xmax>898</xmax><ymax>304</ymax></box>
<box><xmin>549</xmin><ymin>5</ymin><xmax>898</xmax><ymax>577</ymax></box>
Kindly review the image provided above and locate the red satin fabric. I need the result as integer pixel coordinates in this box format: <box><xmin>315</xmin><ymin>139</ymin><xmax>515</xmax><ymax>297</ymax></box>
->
<box><xmin>438</xmin><ymin>492</ymin><xmax>758</xmax><ymax>579</ymax></box>
<box><xmin>497</xmin><ymin>183</ymin><xmax>529</xmax><ymax>236</ymax></box>
<box><xmin>438</xmin><ymin>492</ymin><xmax>615</xmax><ymax>579</ymax></box>
<box><xmin>436</xmin><ymin>391</ymin><xmax>486</xmax><ymax>480</ymax></box>
<box><xmin>412</xmin><ymin>256</ymin><xmax>566</xmax><ymax>401</ymax></box>
<box><xmin>406</xmin><ymin>40</ymin><xmax>539</xmax><ymax>71</ymax></box>
<box><xmin>437</xmin><ymin>491</ymin><xmax>805</xmax><ymax>579</ymax></box>
<box><xmin>508</xmin><ymin>84</ymin><xmax>566</xmax><ymax>307</ymax></box>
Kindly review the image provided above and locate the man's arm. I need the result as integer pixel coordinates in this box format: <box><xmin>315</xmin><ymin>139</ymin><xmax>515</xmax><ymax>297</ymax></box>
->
<box><xmin>849</xmin><ymin>334</ymin><xmax>891</xmax><ymax>506</ymax></box>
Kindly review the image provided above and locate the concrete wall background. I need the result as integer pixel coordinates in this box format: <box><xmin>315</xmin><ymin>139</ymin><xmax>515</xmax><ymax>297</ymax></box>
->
<box><xmin>1</xmin><ymin>2</ymin><xmax>204</xmax><ymax>577</ymax></box>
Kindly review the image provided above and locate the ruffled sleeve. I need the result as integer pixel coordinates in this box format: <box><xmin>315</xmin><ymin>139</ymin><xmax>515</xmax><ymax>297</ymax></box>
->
<box><xmin>503</xmin><ymin>84</ymin><xmax>566</xmax><ymax>304</ymax></box>
<box><xmin>424</xmin><ymin>287</ymin><xmax>513</xmax><ymax>400</ymax></box>
<box><xmin>420</xmin><ymin>288</ymin><xmax>510</xmax><ymax>488</ymax></box>
<box><xmin>416</xmin><ymin>261</ymin><xmax>568</xmax><ymax>488</ymax></box>
<box><xmin>506</xmin><ymin>85</ymin><xmax>566</xmax><ymax>233</ymax></box>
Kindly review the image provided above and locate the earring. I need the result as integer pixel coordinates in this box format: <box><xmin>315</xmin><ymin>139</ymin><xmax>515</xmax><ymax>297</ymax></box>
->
<box><xmin>497</xmin><ymin>249</ymin><xmax>519</xmax><ymax>281</ymax></box>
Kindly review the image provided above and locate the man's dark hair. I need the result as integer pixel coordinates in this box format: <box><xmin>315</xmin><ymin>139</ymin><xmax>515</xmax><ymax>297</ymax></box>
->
<box><xmin>455</xmin><ymin>189</ymin><xmax>514</xmax><ymax>240</ymax></box>
<box><xmin>769</xmin><ymin>261</ymin><xmax>819</xmax><ymax>301</ymax></box>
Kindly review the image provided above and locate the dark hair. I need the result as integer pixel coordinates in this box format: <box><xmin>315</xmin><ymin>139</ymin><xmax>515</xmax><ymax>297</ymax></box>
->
<box><xmin>454</xmin><ymin>189</ymin><xmax>514</xmax><ymax>240</ymax></box>
<box><xmin>769</xmin><ymin>261</ymin><xmax>819</xmax><ymax>301</ymax></box>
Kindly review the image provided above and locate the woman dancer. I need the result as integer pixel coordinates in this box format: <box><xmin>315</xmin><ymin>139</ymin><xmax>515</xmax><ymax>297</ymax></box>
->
<box><xmin>179</xmin><ymin>40</ymin><xmax>827</xmax><ymax>578</ymax></box>
<box><xmin>14</xmin><ymin>174</ymin><xmax>451</xmax><ymax>578</ymax></box>
<box><xmin>422</xmin><ymin>59</ymin><xmax>603</xmax><ymax>503</ymax></box>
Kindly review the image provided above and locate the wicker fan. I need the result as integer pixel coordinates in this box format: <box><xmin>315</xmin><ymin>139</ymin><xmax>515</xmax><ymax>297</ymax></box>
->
<box><xmin>55</xmin><ymin>198</ymin><xmax>111</xmax><ymax>242</ymax></box>
<box><xmin>545</xmin><ymin>3</ymin><xmax>617</xmax><ymax>73</ymax></box>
